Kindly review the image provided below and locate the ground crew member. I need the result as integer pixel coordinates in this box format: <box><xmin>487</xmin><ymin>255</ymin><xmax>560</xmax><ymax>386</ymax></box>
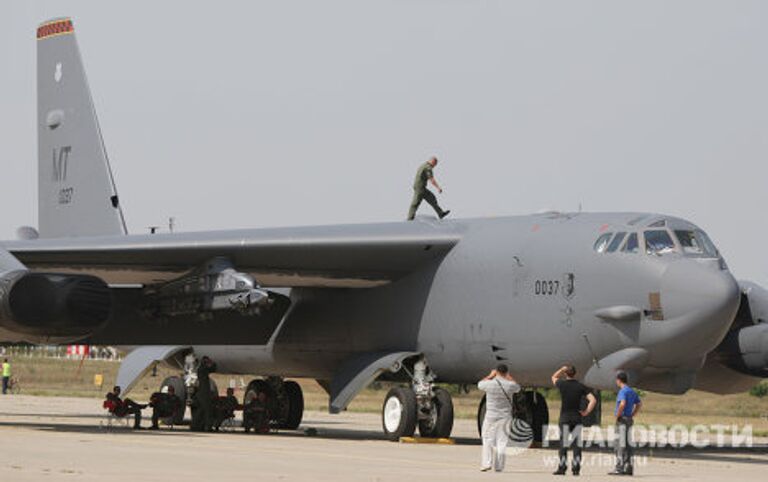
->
<box><xmin>551</xmin><ymin>365</ymin><xmax>597</xmax><ymax>476</ymax></box>
<box><xmin>243</xmin><ymin>390</ymin><xmax>270</xmax><ymax>433</ymax></box>
<box><xmin>105</xmin><ymin>385</ymin><xmax>146</xmax><ymax>429</ymax></box>
<box><xmin>2</xmin><ymin>358</ymin><xmax>10</xmax><ymax>394</ymax></box>
<box><xmin>212</xmin><ymin>387</ymin><xmax>241</xmax><ymax>431</ymax></box>
<box><xmin>407</xmin><ymin>157</ymin><xmax>450</xmax><ymax>220</ymax></box>
<box><xmin>191</xmin><ymin>356</ymin><xmax>217</xmax><ymax>432</ymax></box>
<box><xmin>477</xmin><ymin>364</ymin><xmax>520</xmax><ymax>473</ymax></box>
<box><xmin>148</xmin><ymin>385</ymin><xmax>183</xmax><ymax>430</ymax></box>
<box><xmin>610</xmin><ymin>372</ymin><xmax>641</xmax><ymax>476</ymax></box>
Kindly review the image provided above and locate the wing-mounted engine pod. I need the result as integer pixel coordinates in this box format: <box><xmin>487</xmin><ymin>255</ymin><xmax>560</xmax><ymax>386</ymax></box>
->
<box><xmin>0</xmin><ymin>270</ymin><xmax>112</xmax><ymax>337</ymax></box>
<box><xmin>711</xmin><ymin>281</ymin><xmax>768</xmax><ymax>378</ymax></box>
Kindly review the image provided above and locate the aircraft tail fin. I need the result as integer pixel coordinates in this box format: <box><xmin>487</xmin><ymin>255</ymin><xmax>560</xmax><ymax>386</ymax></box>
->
<box><xmin>37</xmin><ymin>18</ymin><xmax>127</xmax><ymax>238</ymax></box>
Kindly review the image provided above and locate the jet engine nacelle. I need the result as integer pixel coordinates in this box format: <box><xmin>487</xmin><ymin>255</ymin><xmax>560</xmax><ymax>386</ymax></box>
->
<box><xmin>0</xmin><ymin>248</ymin><xmax>112</xmax><ymax>341</ymax></box>
<box><xmin>712</xmin><ymin>281</ymin><xmax>768</xmax><ymax>378</ymax></box>
<box><xmin>732</xmin><ymin>323</ymin><xmax>768</xmax><ymax>376</ymax></box>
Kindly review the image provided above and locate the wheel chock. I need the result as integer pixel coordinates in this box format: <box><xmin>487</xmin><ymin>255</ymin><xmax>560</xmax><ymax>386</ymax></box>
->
<box><xmin>398</xmin><ymin>437</ymin><xmax>455</xmax><ymax>444</ymax></box>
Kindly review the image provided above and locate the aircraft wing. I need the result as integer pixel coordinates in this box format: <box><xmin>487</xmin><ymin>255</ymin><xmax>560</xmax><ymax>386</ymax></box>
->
<box><xmin>3</xmin><ymin>221</ymin><xmax>461</xmax><ymax>288</ymax></box>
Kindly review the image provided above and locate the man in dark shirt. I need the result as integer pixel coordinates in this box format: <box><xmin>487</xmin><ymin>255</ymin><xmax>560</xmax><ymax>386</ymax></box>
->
<box><xmin>148</xmin><ymin>385</ymin><xmax>183</xmax><ymax>430</ymax></box>
<box><xmin>191</xmin><ymin>356</ymin><xmax>218</xmax><ymax>432</ymax></box>
<box><xmin>551</xmin><ymin>365</ymin><xmax>597</xmax><ymax>476</ymax></box>
<box><xmin>212</xmin><ymin>387</ymin><xmax>241</xmax><ymax>431</ymax></box>
<box><xmin>243</xmin><ymin>391</ymin><xmax>270</xmax><ymax>434</ymax></box>
<box><xmin>104</xmin><ymin>385</ymin><xmax>146</xmax><ymax>429</ymax></box>
<box><xmin>406</xmin><ymin>157</ymin><xmax>450</xmax><ymax>220</ymax></box>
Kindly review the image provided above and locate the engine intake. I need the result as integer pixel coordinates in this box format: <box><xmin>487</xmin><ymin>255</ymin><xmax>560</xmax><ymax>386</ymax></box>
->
<box><xmin>0</xmin><ymin>270</ymin><xmax>112</xmax><ymax>337</ymax></box>
<box><xmin>712</xmin><ymin>282</ymin><xmax>768</xmax><ymax>378</ymax></box>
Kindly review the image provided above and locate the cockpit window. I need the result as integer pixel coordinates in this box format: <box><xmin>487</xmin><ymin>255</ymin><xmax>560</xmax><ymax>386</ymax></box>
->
<box><xmin>674</xmin><ymin>230</ymin><xmax>703</xmax><ymax>255</ymax></box>
<box><xmin>623</xmin><ymin>233</ymin><xmax>639</xmax><ymax>253</ymax></box>
<box><xmin>607</xmin><ymin>232</ymin><xmax>626</xmax><ymax>253</ymax></box>
<box><xmin>697</xmin><ymin>231</ymin><xmax>719</xmax><ymax>257</ymax></box>
<box><xmin>674</xmin><ymin>230</ymin><xmax>719</xmax><ymax>257</ymax></box>
<box><xmin>594</xmin><ymin>233</ymin><xmax>612</xmax><ymax>253</ymax></box>
<box><xmin>645</xmin><ymin>230</ymin><xmax>676</xmax><ymax>255</ymax></box>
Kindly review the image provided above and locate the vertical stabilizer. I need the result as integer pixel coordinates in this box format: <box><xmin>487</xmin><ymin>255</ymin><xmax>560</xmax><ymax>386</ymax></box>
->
<box><xmin>37</xmin><ymin>18</ymin><xmax>127</xmax><ymax>238</ymax></box>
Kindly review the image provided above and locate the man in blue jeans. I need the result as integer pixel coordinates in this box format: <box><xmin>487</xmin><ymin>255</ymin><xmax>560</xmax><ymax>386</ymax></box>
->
<box><xmin>610</xmin><ymin>372</ymin><xmax>642</xmax><ymax>476</ymax></box>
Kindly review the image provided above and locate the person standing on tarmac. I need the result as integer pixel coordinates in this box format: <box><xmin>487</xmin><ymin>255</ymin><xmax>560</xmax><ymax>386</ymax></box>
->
<box><xmin>551</xmin><ymin>364</ymin><xmax>597</xmax><ymax>476</ymax></box>
<box><xmin>2</xmin><ymin>358</ymin><xmax>10</xmax><ymax>394</ymax></box>
<box><xmin>610</xmin><ymin>372</ymin><xmax>642</xmax><ymax>477</ymax></box>
<box><xmin>477</xmin><ymin>364</ymin><xmax>520</xmax><ymax>473</ymax></box>
<box><xmin>190</xmin><ymin>356</ymin><xmax>217</xmax><ymax>432</ymax></box>
<box><xmin>407</xmin><ymin>157</ymin><xmax>450</xmax><ymax>220</ymax></box>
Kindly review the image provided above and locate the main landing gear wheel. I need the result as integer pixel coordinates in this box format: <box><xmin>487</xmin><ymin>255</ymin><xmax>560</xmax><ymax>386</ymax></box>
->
<box><xmin>382</xmin><ymin>387</ymin><xmax>417</xmax><ymax>441</ymax></box>
<box><xmin>244</xmin><ymin>379</ymin><xmax>275</xmax><ymax>406</ymax></box>
<box><xmin>477</xmin><ymin>391</ymin><xmax>549</xmax><ymax>445</ymax></box>
<box><xmin>278</xmin><ymin>380</ymin><xmax>304</xmax><ymax>430</ymax></box>
<box><xmin>160</xmin><ymin>376</ymin><xmax>186</xmax><ymax>425</ymax></box>
<box><xmin>418</xmin><ymin>387</ymin><xmax>454</xmax><ymax>438</ymax></box>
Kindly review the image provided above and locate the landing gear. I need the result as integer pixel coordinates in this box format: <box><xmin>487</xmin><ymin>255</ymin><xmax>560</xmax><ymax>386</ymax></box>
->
<box><xmin>417</xmin><ymin>387</ymin><xmax>454</xmax><ymax>438</ymax></box>
<box><xmin>280</xmin><ymin>380</ymin><xmax>304</xmax><ymax>429</ymax></box>
<box><xmin>476</xmin><ymin>390</ymin><xmax>549</xmax><ymax>445</ymax></box>
<box><xmin>381</xmin><ymin>356</ymin><xmax>454</xmax><ymax>441</ymax></box>
<box><xmin>382</xmin><ymin>387</ymin><xmax>417</xmax><ymax>441</ymax></box>
<box><xmin>244</xmin><ymin>377</ymin><xmax>304</xmax><ymax>430</ymax></box>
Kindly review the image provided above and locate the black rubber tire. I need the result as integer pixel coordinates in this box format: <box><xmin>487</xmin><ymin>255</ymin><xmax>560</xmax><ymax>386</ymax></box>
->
<box><xmin>418</xmin><ymin>387</ymin><xmax>454</xmax><ymax>438</ymax></box>
<box><xmin>531</xmin><ymin>391</ymin><xmax>549</xmax><ymax>444</ymax></box>
<box><xmin>160</xmin><ymin>376</ymin><xmax>186</xmax><ymax>425</ymax></box>
<box><xmin>477</xmin><ymin>394</ymin><xmax>486</xmax><ymax>437</ymax></box>
<box><xmin>280</xmin><ymin>381</ymin><xmax>304</xmax><ymax>430</ymax></box>
<box><xmin>245</xmin><ymin>379</ymin><xmax>275</xmax><ymax>402</ymax></box>
<box><xmin>244</xmin><ymin>379</ymin><xmax>278</xmax><ymax>430</ymax></box>
<box><xmin>477</xmin><ymin>390</ymin><xmax>548</xmax><ymax>445</ymax></box>
<box><xmin>381</xmin><ymin>387</ymin><xmax>417</xmax><ymax>441</ymax></box>
<box><xmin>243</xmin><ymin>379</ymin><xmax>279</xmax><ymax>414</ymax></box>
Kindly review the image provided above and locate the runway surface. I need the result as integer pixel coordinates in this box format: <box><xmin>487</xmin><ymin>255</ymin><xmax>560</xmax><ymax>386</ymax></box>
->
<box><xmin>0</xmin><ymin>395</ymin><xmax>766</xmax><ymax>481</ymax></box>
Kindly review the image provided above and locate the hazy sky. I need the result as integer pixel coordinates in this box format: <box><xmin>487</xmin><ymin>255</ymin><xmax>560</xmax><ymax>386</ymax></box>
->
<box><xmin>1</xmin><ymin>1</ymin><xmax>767</xmax><ymax>284</ymax></box>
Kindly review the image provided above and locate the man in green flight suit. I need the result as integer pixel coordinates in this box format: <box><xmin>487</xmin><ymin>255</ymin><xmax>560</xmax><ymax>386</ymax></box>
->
<box><xmin>191</xmin><ymin>356</ymin><xmax>217</xmax><ymax>432</ymax></box>
<box><xmin>407</xmin><ymin>156</ymin><xmax>450</xmax><ymax>221</ymax></box>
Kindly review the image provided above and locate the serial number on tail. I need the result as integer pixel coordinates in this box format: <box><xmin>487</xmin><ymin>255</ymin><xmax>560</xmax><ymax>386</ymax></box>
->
<box><xmin>58</xmin><ymin>187</ymin><xmax>74</xmax><ymax>204</ymax></box>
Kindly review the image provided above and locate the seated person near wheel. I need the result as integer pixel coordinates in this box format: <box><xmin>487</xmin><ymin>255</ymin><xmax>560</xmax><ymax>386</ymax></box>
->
<box><xmin>243</xmin><ymin>390</ymin><xmax>270</xmax><ymax>433</ymax></box>
<box><xmin>148</xmin><ymin>385</ymin><xmax>184</xmax><ymax>430</ymax></box>
<box><xmin>212</xmin><ymin>387</ymin><xmax>242</xmax><ymax>431</ymax></box>
<box><xmin>104</xmin><ymin>385</ymin><xmax>146</xmax><ymax>429</ymax></box>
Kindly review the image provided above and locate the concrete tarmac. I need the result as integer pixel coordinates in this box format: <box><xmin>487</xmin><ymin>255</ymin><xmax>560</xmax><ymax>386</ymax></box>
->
<box><xmin>0</xmin><ymin>395</ymin><xmax>766</xmax><ymax>481</ymax></box>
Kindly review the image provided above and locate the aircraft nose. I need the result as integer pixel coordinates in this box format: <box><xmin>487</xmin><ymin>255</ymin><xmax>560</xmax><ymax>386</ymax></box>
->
<box><xmin>660</xmin><ymin>260</ymin><xmax>740</xmax><ymax>344</ymax></box>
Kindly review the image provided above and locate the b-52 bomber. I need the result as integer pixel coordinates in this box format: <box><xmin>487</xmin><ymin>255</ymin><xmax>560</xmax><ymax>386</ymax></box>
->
<box><xmin>0</xmin><ymin>18</ymin><xmax>766</xmax><ymax>441</ymax></box>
